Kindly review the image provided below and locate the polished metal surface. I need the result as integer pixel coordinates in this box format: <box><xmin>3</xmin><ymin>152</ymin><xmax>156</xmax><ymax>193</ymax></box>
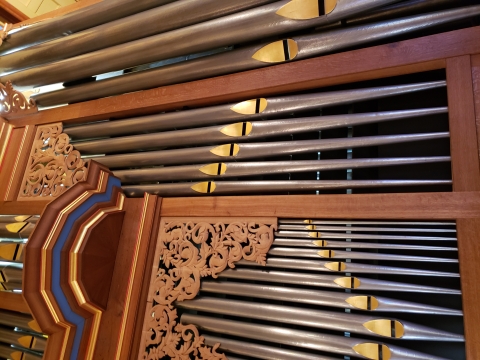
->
<box><xmin>218</xmin><ymin>268</ymin><xmax>461</xmax><ymax>294</ymax></box>
<box><xmin>64</xmin><ymin>80</ymin><xmax>446</xmax><ymax>139</ymax></box>
<box><xmin>177</xmin><ymin>296</ymin><xmax>463</xmax><ymax>341</ymax></box>
<box><xmin>203</xmin><ymin>334</ymin><xmax>337</xmax><ymax>360</ymax></box>
<box><xmin>268</xmin><ymin>246</ymin><xmax>458</xmax><ymax>262</ymax></box>
<box><xmin>181</xmin><ymin>313</ymin><xmax>449</xmax><ymax>360</ymax></box>
<box><xmin>0</xmin><ymin>263</ymin><xmax>23</xmax><ymax>283</ymax></box>
<box><xmin>280</xmin><ymin>219</ymin><xmax>456</xmax><ymax>226</ymax></box>
<box><xmin>200</xmin><ymin>280</ymin><xmax>462</xmax><ymax>315</ymax></box>
<box><xmin>276</xmin><ymin>230</ymin><xmax>457</xmax><ymax>241</ymax></box>
<box><xmin>0</xmin><ymin>215</ymin><xmax>37</xmax><ymax>224</ymax></box>
<box><xmin>1</xmin><ymin>0</ymin><xmax>276</xmax><ymax>74</ymax></box>
<box><xmin>122</xmin><ymin>179</ymin><xmax>451</xmax><ymax>197</ymax></box>
<box><xmin>6</xmin><ymin>0</ymin><xmax>398</xmax><ymax>89</ymax></box>
<box><xmin>0</xmin><ymin>327</ymin><xmax>45</xmax><ymax>352</ymax></box>
<box><xmin>236</xmin><ymin>257</ymin><xmax>460</xmax><ymax>277</ymax></box>
<box><xmin>0</xmin><ymin>222</ymin><xmax>32</xmax><ymax>242</ymax></box>
<box><xmin>345</xmin><ymin>0</ymin><xmax>458</xmax><ymax>26</ymax></box>
<box><xmin>96</xmin><ymin>131</ymin><xmax>449</xmax><ymax>169</ymax></box>
<box><xmin>0</xmin><ymin>0</ymin><xmax>175</xmax><ymax>56</ymax></box>
<box><xmin>279</xmin><ymin>223</ymin><xmax>456</xmax><ymax>233</ymax></box>
<box><xmin>32</xmin><ymin>5</ymin><xmax>480</xmax><ymax>106</ymax></box>
<box><xmin>74</xmin><ymin>107</ymin><xmax>446</xmax><ymax>154</ymax></box>
<box><xmin>273</xmin><ymin>238</ymin><xmax>457</xmax><ymax>251</ymax></box>
<box><xmin>115</xmin><ymin>156</ymin><xmax>450</xmax><ymax>183</ymax></box>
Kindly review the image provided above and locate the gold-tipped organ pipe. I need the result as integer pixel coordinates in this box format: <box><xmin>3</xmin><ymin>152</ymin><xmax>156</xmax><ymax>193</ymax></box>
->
<box><xmin>32</xmin><ymin>5</ymin><xmax>480</xmax><ymax>107</ymax></box>
<box><xmin>64</xmin><ymin>80</ymin><xmax>446</xmax><ymax>139</ymax></box>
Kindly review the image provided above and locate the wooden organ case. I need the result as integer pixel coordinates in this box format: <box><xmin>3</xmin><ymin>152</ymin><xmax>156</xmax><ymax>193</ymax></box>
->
<box><xmin>0</xmin><ymin>1</ymin><xmax>480</xmax><ymax>360</ymax></box>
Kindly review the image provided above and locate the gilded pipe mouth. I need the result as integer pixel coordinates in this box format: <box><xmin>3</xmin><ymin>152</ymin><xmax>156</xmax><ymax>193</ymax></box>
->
<box><xmin>231</xmin><ymin>98</ymin><xmax>267</xmax><ymax>114</ymax></box>
<box><xmin>252</xmin><ymin>39</ymin><xmax>298</xmax><ymax>63</ymax></box>
<box><xmin>276</xmin><ymin>0</ymin><xmax>337</xmax><ymax>20</ymax></box>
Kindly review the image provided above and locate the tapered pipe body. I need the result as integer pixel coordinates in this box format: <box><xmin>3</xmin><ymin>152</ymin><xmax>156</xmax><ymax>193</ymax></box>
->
<box><xmin>200</xmin><ymin>280</ymin><xmax>462</xmax><ymax>315</ymax></box>
<box><xmin>279</xmin><ymin>224</ymin><xmax>456</xmax><ymax>232</ymax></box>
<box><xmin>177</xmin><ymin>297</ymin><xmax>463</xmax><ymax>341</ymax></box>
<box><xmin>0</xmin><ymin>327</ymin><xmax>46</xmax><ymax>352</ymax></box>
<box><xmin>0</xmin><ymin>0</ymin><xmax>276</xmax><ymax>74</ymax></box>
<box><xmin>345</xmin><ymin>0</ymin><xmax>459</xmax><ymax>26</ymax></box>
<box><xmin>218</xmin><ymin>268</ymin><xmax>461</xmax><ymax>294</ymax></box>
<box><xmin>115</xmin><ymin>156</ymin><xmax>450</xmax><ymax>183</ymax></box>
<box><xmin>280</xmin><ymin>219</ymin><xmax>456</xmax><ymax>226</ymax></box>
<box><xmin>0</xmin><ymin>263</ymin><xmax>23</xmax><ymax>283</ymax></box>
<box><xmin>97</xmin><ymin>132</ymin><xmax>449</xmax><ymax>168</ymax></box>
<box><xmin>32</xmin><ymin>5</ymin><xmax>480</xmax><ymax>106</ymax></box>
<box><xmin>74</xmin><ymin>107</ymin><xmax>447</xmax><ymax>154</ymax></box>
<box><xmin>6</xmin><ymin>0</ymin><xmax>398</xmax><ymax>89</ymax></box>
<box><xmin>0</xmin><ymin>0</ymin><xmax>176</xmax><ymax>55</ymax></box>
<box><xmin>237</xmin><ymin>257</ymin><xmax>460</xmax><ymax>277</ymax></box>
<box><xmin>268</xmin><ymin>246</ymin><xmax>458</xmax><ymax>262</ymax></box>
<box><xmin>122</xmin><ymin>179</ymin><xmax>451</xmax><ymax>197</ymax></box>
<box><xmin>181</xmin><ymin>314</ymin><xmax>449</xmax><ymax>360</ymax></box>
<box><xmin>273</xmin><ymin>237</ymin><xmax>457</xmax><ymax>251</ymax></box>
<box><xmin>203</xmin><ymin>334</ymin><xmax>337</xmax><ymax>360</ymax></box>
<box><xmin>64</xmin><ymin>80</ymin><xmax>446</xmax><ymax>139</ymax></box>
<box><xmin>276</xmin><ymin>230</ymin><xmax>456</xmax><ymax>241</ymax></box>
<box><xmin>0</xmin><ymin>310</ymin><xmax>40</xmax><ymax>333</ymax></box>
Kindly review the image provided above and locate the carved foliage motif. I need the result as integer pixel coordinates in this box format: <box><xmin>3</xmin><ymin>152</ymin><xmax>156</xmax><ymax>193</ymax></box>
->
<box><xmin>142</xmin><ymin>220</ymin><xmax>276</xmax><ymax>360</ymax></box>
<box><xmin>20</xmin><ymin>123</ymin><xmax>88</xmax><ymax>198</ymax></box>
<box><xmin>0</xmin><ymin>81</ymin><xmax>37</xmax><ymax>116</ymax></box>
<box><xmin>0</xmin><ymin>24</ymin><xmax>10</xmax><ymax>47</ymax></box>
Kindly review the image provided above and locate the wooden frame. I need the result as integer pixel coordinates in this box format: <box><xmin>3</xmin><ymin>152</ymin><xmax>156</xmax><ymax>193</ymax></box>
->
<box><xmin>0</xmin><ymin>22</ymin><xmax>479</xmax><ymax>360</ymax></box>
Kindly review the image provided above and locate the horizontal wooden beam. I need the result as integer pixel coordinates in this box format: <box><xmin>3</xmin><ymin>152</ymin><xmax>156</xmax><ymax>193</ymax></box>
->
<box><xmin>0</xmin><ymin>200</ymin><xmax>50</xmax><ymax>214</ymax></box>
<box><xmin>160</xmin><ymin>192</ymin><xmax>480</xmax><ymax>219</ymax></box>
<box><xmin>0</xmin><ymin>291</ymin><xmax>31</xmax><ymax>314</ymax></box>
<box><xmin>13</xmin><ymin>25</ymin><xmax>480</xmax><ymax>128</ymax></box>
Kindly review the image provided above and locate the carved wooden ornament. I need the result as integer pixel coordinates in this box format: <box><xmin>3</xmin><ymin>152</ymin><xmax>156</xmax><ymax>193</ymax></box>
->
<box><xmin>19</xmin><ymin>123</ymin><xmax>88</xmax><ymax>199</ymax></box>
<box><xmin>0</xmin><ymin>80</ymin><xmax>37</xmax><ymax>117</ymax></box>
<box><xmin>141</xmin><ymin>218</ymin><xmax>276</xmax><ymax>360</ymax></box>
<box><xmin>0</xmin><ymin>24</ymin><xmax>10</xmax><ymax>47</ymax></box>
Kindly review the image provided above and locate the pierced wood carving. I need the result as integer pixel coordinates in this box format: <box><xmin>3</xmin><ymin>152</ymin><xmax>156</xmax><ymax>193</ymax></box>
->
<box><xmin>141</xmin><ymin>219</ymin><xmax>276</xmax><ymax>360</ymax></box>
<box><xmin>0</xmin><ymin>81</ymin><xmax>37</xmax><ymax>117</ymax></box>
<box><xmin>0</xmin><ymin>24</ymin><xmax>10</xmax><ymax>47</ymax></box>
<box><xmin>19</xmin><ymin>123</ymin><xmax>88</xmax><ymax>199</ymax></box>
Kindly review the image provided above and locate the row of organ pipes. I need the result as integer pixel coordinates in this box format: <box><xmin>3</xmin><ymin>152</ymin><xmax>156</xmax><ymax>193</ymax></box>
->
<box><xmin>0</xmin><ymin>216</ymin><xmax>45</xmax><ymax>360</ymax></box>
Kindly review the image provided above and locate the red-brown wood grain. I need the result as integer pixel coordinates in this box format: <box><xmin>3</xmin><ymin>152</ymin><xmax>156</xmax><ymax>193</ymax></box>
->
<box><xmin>0</xmin><ymin>291</ymin><xmax>30</xmax><ymax>314</ymax></box>
<box><xmin>160</xmin><ymin>192</ymin><xmax>480</xmax><ymax>219</ymax></box>
<box><xmin>446</xmin><ymin>56</ymin><xmax>480</xmax><ymax>191</ymax></box>
<box><xmin>471</xmin><ymin>54</ymin><xmax>480</xmax><ymax>160</ymax></box>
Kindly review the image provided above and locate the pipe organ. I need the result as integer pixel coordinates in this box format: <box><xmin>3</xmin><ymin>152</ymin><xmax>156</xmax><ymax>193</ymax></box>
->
<box><xmin>0</xmin><ymin>0</ymin><xmax>480</xmax><ymax>359</ymax></box>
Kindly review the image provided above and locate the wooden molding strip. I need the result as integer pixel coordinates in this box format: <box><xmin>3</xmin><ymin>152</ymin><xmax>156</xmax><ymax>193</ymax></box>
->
<box><xmin>160</xmin><ymin>192</ymin><xmax>480</xmax><ymax>219</ymax></box>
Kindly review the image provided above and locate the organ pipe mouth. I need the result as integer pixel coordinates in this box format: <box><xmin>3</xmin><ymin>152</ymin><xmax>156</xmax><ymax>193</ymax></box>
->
<box><xmin>230</xmin><ymin>98</ymin><xmax>267</xmax><ymax>114</ymax></box>
<box><xmin>353</xmin><ymin>343</ymin><xmax>392</xmax><ymax>360</ymax></box>
<box><xmin>276</xmin><ymin>0</ymin><xmax>337</xmax><ymax>20</ymax></box>
<box><xmin>346</xmin><ymin>295</ymin><xmax>380</xmax><ymax>311</ymax></box>
<box><xmin>252</xmin><ymin>39</ymin><xmax>299</xmax><ymax>63</ymax></box>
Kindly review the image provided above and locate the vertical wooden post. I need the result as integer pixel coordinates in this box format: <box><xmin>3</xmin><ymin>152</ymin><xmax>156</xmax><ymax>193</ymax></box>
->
<box><xmin>471</xmin><ymin>54</ymin><xmax>480</xmax><ymax>160</ymax></box>
<box><xmin>446</xmin><ymin>56</ymin><xmax>480</xmax><ymax>191</ymax></box>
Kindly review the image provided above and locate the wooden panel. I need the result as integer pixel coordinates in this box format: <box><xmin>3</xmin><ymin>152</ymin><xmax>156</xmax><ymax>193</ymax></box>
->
<box><xmin>160</xmin><ymin>192</ymin><xmax>480</xmax><ymax>219</ymax></box>
<box><xmin>446</xmin><ymin>56</ymin><xmax>480</xmax><ymax>191</ymax></box>
<box><xmin>129</xmin><ymin>197</ymin><xmax>162</xmax><ymax>360</ymax></box>
<box><xmin>11</xmin><ymin>0</ymin><xmax>102</xmax><ymax>28</ymax></box>
<box><xmin>0</xmin><ymin>126</ymin><xmax>35</xmax><ymax>201</ymax></box>
<box><xmin>92</xmin><ymin>194</ymin><xmax>158</xmax><ymax>360</ymax></box>
<box><xmin>15</xmin><ymin>25</ymin><xmax>480</xmax><ymax>127</ymax></box>
<box><xmin>0</xmin><ymin>0</ymin><xmax>29</xmax><ymax>22</ymax></box>
<box><xmin>0</xmin><ymin>291</ymin><xmax>30</xmax><ymax>314</ymax></box>
<box><xmin>472</xmin><ymin>54</ymin><xmax>480</xmax><ymax>160</ymax></box>
<box><xmin>456</xmin><ymin>218</ymin><xmax>480</xmax><ymax>360</ymax></box>
<box><xmin>0</xmin><ymin>200</ymin><xmax>49</xmax><ymax>214</ymax></box>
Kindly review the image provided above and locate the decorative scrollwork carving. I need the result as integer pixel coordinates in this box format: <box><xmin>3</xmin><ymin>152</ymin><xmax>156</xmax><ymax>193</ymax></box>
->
<box><xmin>0</xmin><ymin>24</ymin><xmax>10</xmax><ymax>47</ymax></box>
<box><xmin>142</xmin><ymin>219</ymin><xmax>276</xmax><ymax>360</ymax></box>
<box><xmin>20</xmin><ymin>123</ymin><xmax>89</xmax><ymax>198</ymax></box>
<box><xmin>0</xmin><ymin>81</ymin><xmax>37</xmax><ymax>117</ymax></box>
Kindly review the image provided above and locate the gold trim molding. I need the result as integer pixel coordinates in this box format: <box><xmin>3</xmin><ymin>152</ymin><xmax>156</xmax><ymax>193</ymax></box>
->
<box><xmin>19</xmin><ymin>123</ymin><xmax>88</xmax><ymax>199</ymax></box>
<box><xmin>0</xmin><ymin>81</ymin><xmax>38</xmax><ymax>117</ymax></box>
<box><xmin>140</xmin><ymin>218</ymin><xmax>276</xmax><ymax>359</ymax></box>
